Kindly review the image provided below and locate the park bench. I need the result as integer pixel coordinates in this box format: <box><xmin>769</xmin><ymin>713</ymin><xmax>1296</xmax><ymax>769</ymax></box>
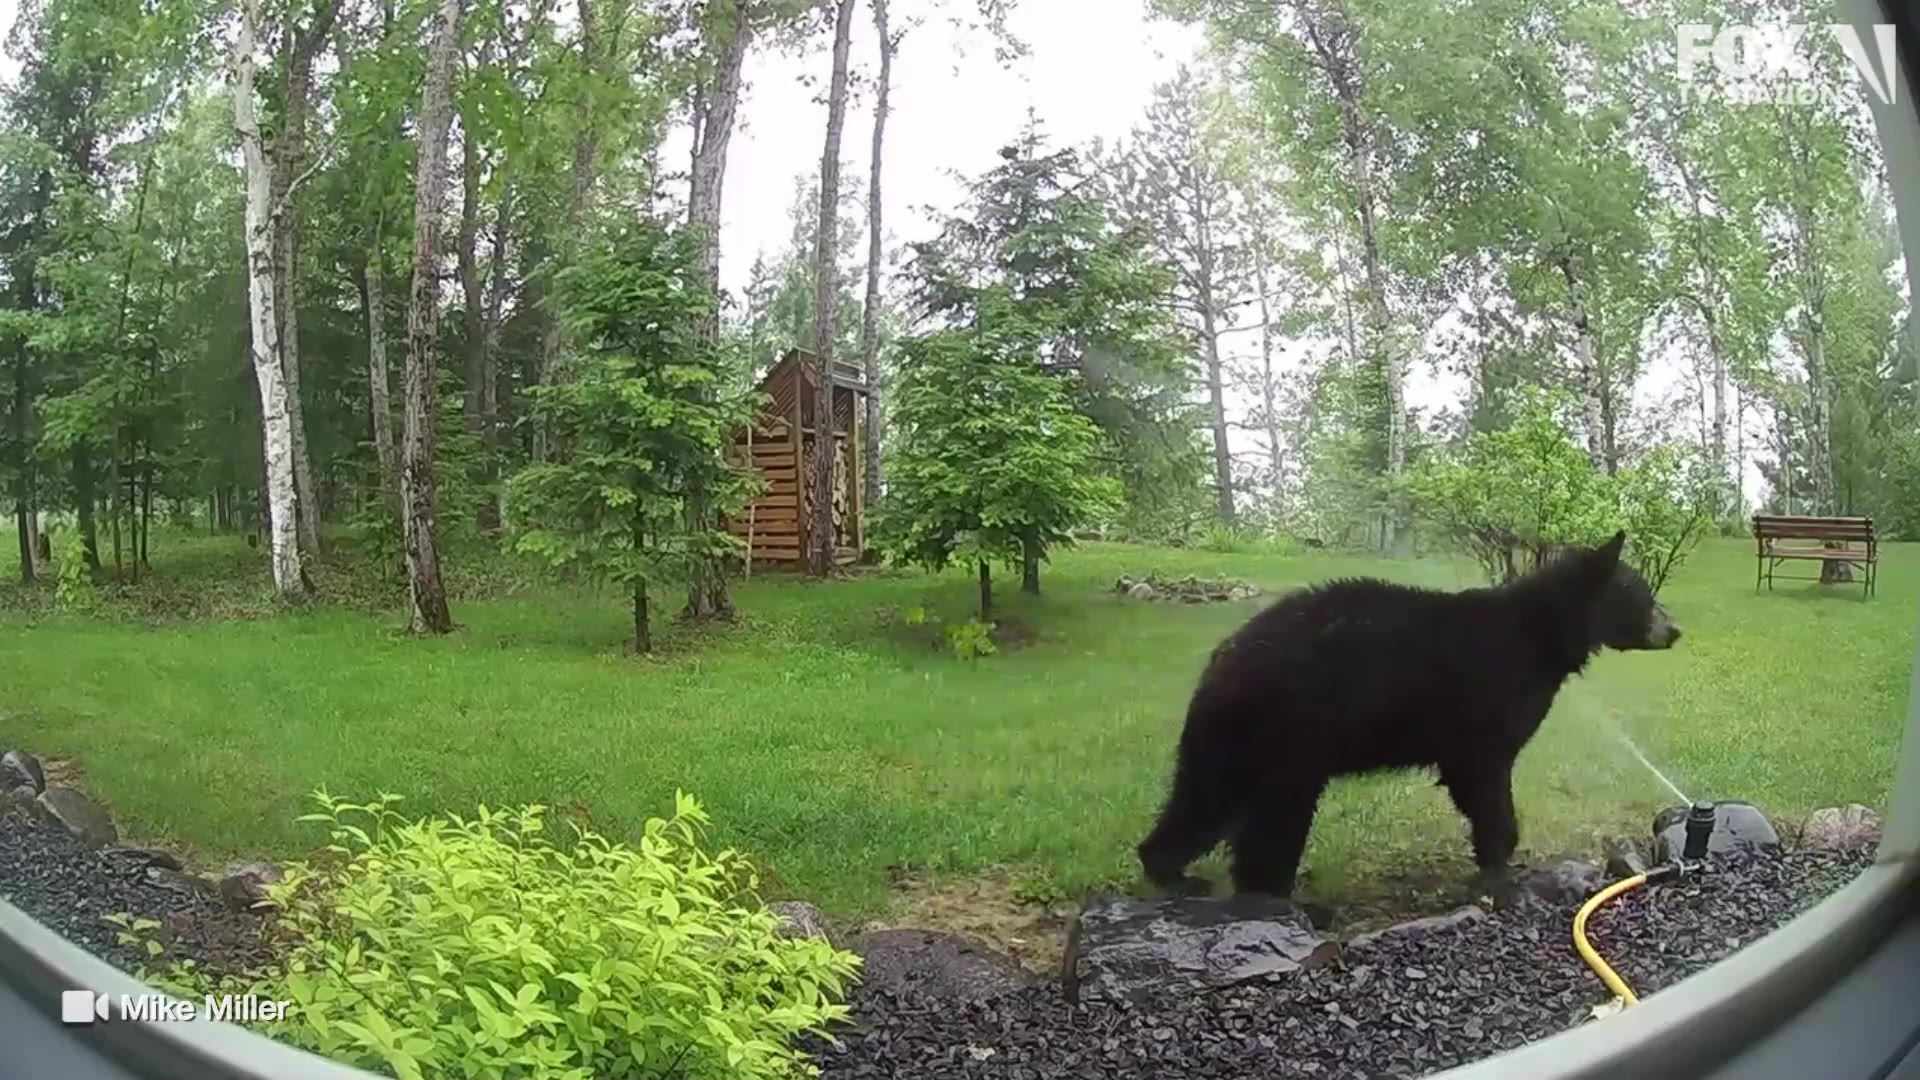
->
<box><xmin>1751</xmin><ymin>514</ymin><xmax>1877</xmax><ymax>598</ymax></box>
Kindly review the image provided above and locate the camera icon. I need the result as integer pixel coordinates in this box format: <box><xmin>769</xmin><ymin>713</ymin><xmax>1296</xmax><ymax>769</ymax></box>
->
<box><xmin>61</xmin><ymin>990</ymin><xmax>108</xmax><ymax>1024</ymax></box>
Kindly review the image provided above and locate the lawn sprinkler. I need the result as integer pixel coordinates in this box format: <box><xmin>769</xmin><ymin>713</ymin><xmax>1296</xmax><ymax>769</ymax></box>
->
<box><xmin>1572</xmin><ymin>800</ymin><xmax>1718</xmax><ymax>1009</ymax></box>
<box><xmin>1679</xmin><ymin>799</ymin><xmax>1717</xmax><ymax>867</ymax></box>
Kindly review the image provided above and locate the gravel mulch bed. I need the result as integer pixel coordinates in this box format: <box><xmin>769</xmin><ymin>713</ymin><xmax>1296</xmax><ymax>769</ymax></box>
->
<box><xmin>0</xmin><ymin>808</ymin><xmax>272</xmax><ymax>977</ymax></box>
<box><xmin>807</xmin><ymin>848</ymin><xmax>1875</xmax><ymax>1080</ymax></box>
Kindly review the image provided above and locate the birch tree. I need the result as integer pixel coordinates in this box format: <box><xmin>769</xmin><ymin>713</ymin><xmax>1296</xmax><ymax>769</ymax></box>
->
<box><xmin>400</xmin><ymin>0</ymin><xmax>463</xmax><ymax>634</ymax></box>
<box><xmin>232</xmin><ymin>0</ymin><xmax>307</xmax><ymax>595</ymax></box>
<box><xmin>857</xmin><ymin>0</ymin><xmax>897</xmax><ymax>512</ymax></box>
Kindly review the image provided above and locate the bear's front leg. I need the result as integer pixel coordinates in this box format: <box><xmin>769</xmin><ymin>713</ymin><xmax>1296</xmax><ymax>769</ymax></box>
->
<box><xmin>1442</xmin><ymin>760</ymin><xmax>1520</xmax><ymax>873</ymax></box>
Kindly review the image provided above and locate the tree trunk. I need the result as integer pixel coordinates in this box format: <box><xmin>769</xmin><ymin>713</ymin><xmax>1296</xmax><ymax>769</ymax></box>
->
<box><xmin>11</xmin><ymin>350</ymin><xmax>33</xmax><ymax>583</ymax></box>
<box><xmin>478</xmin><ymin>177</ymin><xmax>511</xmax><ymax>531</ymax></box>
<box><xmin>1331</xmin><ymin>75</ymin><xmax>1400</xmax><ymax>547</ymax></box>
<box><xmin>400</xmin><ymin>0</ymin><xmax>463</xmax><ymax>636</ymax></box>
<box><xmin>111</xmin><ymin>427</ymin><xmax>123</xmax><ymax>580</ymax></box>
<box><xmin>360</xmin><ymin>238</ymin><xmax>399</xmax><ymax>506</ymax></box>
<box><xmin>277</xmin><ymin>224</ymin><xmax>320</xmax><ymax>557</ymax></box>
<box><xmin>1702</xmin><ymin>302</ymin><xmax>1729</xmax><ymax>516</ymax></box>
<box><xmin>1556</xmin><ymin>256</ymin><xmax>1608</xmax><ymax>471</ymax></box>
<box><xmin>1200</xmin><ymin>301</ymin><xmax>1235</xmax><ymax>527</ymax></box>
<box><xmin>1732</xmin><ymin>384</ymin><xmax>1746</xmax><ymax>521</ymax></box>
<box><xmin>633</xmin><ymin>579</ymin><xmax>651</xmax><ymax>654</ymax></box>
<box><xmin>858</xmin><ymin>0</ymin><xmax>894</xmax><ymax>514</ymax></box>
<box><xmin>681</xmin><ymin>0</ymin><xmax>755</xmax><ymax>619</ymax></box>
<box><xmin>269</xmin><ymin>0</ymin><xmax>338</xmax><ymax>560</ymax></box>
<box><xmin>232</xmin><ymin>0</ymin><xmax>306</xmax><ymax>595</ymax></box>
<box><xmin>1254</xmin><ymin>244</ymin><xmax>1283</xmax><ymax>496</ymax></box>
<box><xmin>978</xmin><ymin>558</ymin><xmax>992</xmax><ymax>621</ymax></box>
<box><xmin>139</xmin><ymin>443</ymin><xmax>151</xmax><ymax>568</ymax></box>
<box><xmin>459</xmin><ymin>126</ymin><xmax>484</xmax><ymax>440</ymax></box>
<box><xmin>531</xmin><ymin>0</ymin><xmax>601</xmax><ymax>463</ymax></box>
<box><xmin>632</xmin><ymin>512</ymin><xmax>651</xmax><ymax>654</ymax></box>
<box><xmin>1318</xmin><ymin>35</ymin><xmax>1402</xmax><ymax>551</ymax></box>
<box><xmin>1021</xmin><ymin>528</ymin><xmax>1040</xmax><ymax>595</ymax></box>
<box><xmin>72</xmin><ymin>441</ymin><xmax>100</xmax><ymax>573</ymax></box>
<box><xmin>808</xmin><ymin>0</ymin><xmax>857</xmax><ymax>578</ymax></box>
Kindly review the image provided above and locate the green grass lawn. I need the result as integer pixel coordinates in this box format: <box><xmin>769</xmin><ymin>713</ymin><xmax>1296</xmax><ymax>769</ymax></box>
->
<box><xmin>1</xmin><ymin>534</ymin><xmax>1913</xmax><ymax>924</ymax></box>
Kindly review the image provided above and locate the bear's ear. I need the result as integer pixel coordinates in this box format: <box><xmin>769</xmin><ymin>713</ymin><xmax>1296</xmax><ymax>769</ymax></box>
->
<box><xmin>1591</xmin><ymin>530</ymin><xmax>1626</xmax><ymax>572</ymax></box>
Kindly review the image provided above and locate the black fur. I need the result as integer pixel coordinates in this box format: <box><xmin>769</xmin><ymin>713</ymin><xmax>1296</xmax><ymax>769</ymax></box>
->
<box><xmin>1136</xmin><ymin>530</ymin><xmax>1680</xmax><ymax>898</ymax></box>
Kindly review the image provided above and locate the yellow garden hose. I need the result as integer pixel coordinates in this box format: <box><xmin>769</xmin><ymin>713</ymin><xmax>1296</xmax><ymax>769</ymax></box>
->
<box><xmin>1572</xmin><ymin>872</ymin><xmax>1652</xmax><ymax>1006</ymax></box>
<box><xmin>1574</xmin><ymin>804</ymin><xmax>1715</xmax><ymax>1010</ymax></box>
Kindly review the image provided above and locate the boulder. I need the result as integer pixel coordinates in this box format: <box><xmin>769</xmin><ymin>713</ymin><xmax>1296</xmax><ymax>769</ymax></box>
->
<box><xmin>1601</xmin><ymin>837</ymin><xmax>1650</xmax><ymax>878</ymax></box>
<box><xmin>1127</xmin><ymin>582</ymin><xmax>1156</xmax><ymax>600</ymax></box>
<box><xmin>1061</xmin><ymin>893</ymin><xmax>1336</xmax><ymax>1006</ymax></box>
<box><xmin>1227</xmin><ymin>585</ymin><xmax>1258</xmax><ymax>601</ymax></box>
<box><xmin>768</xmin><ymin>900</ymin><xmax>831</xmax><ymax>942</ymax></box>
<box><xmin>7</xmin><ymin>784</ymin><xmax>37</xmax><ymax>810</ymax></box>
<box><xmin>145</xmin><ymin>867</ymin><xmax>218</xmax><ymax>898</ymax></box>
<box><xmin>1799</xmin><ymin>804</ymin><xmax>1882</xmax><ymax>854</ymax></box>
<box><xmin>217</xmin><ymin>861</ymin><xmax>284</xmax><ymax>911</ymax></box>
<box><xmin>1344</xmin><ymin>906</ymin><xmax>1486</xmax><ymax>951</ymax></box>
<box><xmin>1</xmin><ymin>750</ymin><xmax>45</xmax><ymax>794</ymax></box>
<box><xmin>1653</xmin><ymin>800</ymin><xmax>1781</xmax><ymax>864</ymax></box>
<box><xmin>849</xmin><ymin>929</ymin><xmax>1034</xmax><ymax>1002</ymax></box>
<box><xmin>101</xmin><ymin>846</ymin><xmax>184</xmax><ymax>873</ymax></box>
<box><xmin>1518</xmin><ymin>858</ymin><xmax>1604</xmax><ymax>905</ymax></box>
<box><xmin>33</xmin><ymin>787</ymin><xmax>118</xmax><ymax>848</ymax></box>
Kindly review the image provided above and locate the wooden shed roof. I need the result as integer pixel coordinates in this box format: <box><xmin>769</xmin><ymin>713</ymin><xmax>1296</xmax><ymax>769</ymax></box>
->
<box><xmin>760</xmin><ymin>348</ymin><xmax>871</xmax><ymax>397</ymax></box>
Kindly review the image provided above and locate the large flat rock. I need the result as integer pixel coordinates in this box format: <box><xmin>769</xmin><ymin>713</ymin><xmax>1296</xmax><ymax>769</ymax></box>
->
<box><xmin>1062</xmin><ymin>893</ymin><xmax>1336</xmax><ymax>1005</ymax></box>
<box><xmin>1799</xmin><ymin>804</ymin><xmax>1881</xmax><ymax>853</ymax></box>
<box><xmin>33</xmin><ymin>787</ymin><xmax>116</xmax><ymax>849</ymax></box>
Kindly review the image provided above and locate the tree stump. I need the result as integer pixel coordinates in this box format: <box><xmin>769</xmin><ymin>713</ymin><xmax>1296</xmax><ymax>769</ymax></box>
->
<box><xmin>1820</xmin><ymin>541</ymin><xmax>1854</xmax><ymax>583</ymax></box>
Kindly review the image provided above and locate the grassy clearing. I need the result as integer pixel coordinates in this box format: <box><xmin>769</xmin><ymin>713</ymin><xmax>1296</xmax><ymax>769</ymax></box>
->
<box><xmin>1</xmin><ymin>534</ymin><xmax>1912</xmax><ymax>924</ymax></box>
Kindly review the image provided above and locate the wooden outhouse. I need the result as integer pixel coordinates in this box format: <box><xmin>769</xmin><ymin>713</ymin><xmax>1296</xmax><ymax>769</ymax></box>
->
<box><xmin>727</xmin><ymin>349</ymin><xmax>870</xmax><ymax>567</ymax></box>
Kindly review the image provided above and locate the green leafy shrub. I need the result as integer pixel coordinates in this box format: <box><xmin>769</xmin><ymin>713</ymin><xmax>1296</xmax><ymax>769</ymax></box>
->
<box><xmin>943</xmin><ymin>618</ymin><xmax>998</xmax><ymax>660</ymax></box>
<box><xmin>1615</xmin><ymin>445</ymin><xmax>1716</xmax><ymax>594</ymax></box>
<box><xmin>53</xmin><ymin>528</ymin><xmax>95</xmax><ymax>612</ymax></box>
<box><xmin>147</xmin><ymin>791</ymin><xmax>859</xmax><ymax>1080</ymax></box>
<box><xmin>1195</xmin><ymin>524</ymin><xmax>1300</xmax><ymax>557</ymax></box>
<box><xmin>1410</xmin><ymin>387</ymin><xmax>1710</xmax><ymax>591</ymax></box>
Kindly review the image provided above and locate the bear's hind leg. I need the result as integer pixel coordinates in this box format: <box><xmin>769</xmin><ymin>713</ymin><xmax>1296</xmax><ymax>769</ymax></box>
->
<box><xmin>1226</xmin><ymin>776</ymin><xmax>1327</xmax><ymax>898</ymax></box>
<box><xmin>1137</xmin><ymin>769</ymin><xmax>1236</xmax><ymax>892</ymax></box>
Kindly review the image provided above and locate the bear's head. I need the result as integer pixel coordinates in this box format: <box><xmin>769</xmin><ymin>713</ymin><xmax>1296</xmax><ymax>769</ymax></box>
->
<box><xmin>1561</xmin><ymin>531</ymin><xmax>1682</xmax><ymax>652</ymax></box>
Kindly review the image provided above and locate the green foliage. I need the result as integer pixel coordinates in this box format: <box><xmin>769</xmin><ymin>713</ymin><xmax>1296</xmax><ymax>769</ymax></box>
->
<box><xmin>52</xmin><ymin>526</ymin><xmax>94</xmax><ymax>611</ymax></box>
<box><xmin>1410</xmin><ymin>386</ymin><xmax>1708</xmax><ymax>591</ymax></box>
<box><xmin>1875</xmin><ymin>427</ymin><xmax>1920</xmax><ymax>540</ymax></box>
<box><xmin>908</xmin><ymin>125</ymin><xmax>1193</xmax><ymax>539</ymax></box>
<box><xmin>876</xmin><ymin>295</ymin><xmax>1121</xmax><ymax>616</ymax></box>
<box><xmin>505</xmin><ymin>220</ymin><xmax>753</xmax><ymax>652</ymax></box>
<box><xmin>1614</xmin><ymin>445</ymin><xmax>1715</xmax><ymax>596</ymax></box>
<box><xmin>1195</xmin><ymin>524</ymin><xmax>1298</xmax><ymax>558</ymax></box>
<box><xmin>143</xmin><ymin>791</ymin><xmax>859</xmax><ymax>1080</ymax></box>
<box><xmin>942</xmin><ymin>617</ymin><xmax>997</xmax><ymax>661</ymax></box>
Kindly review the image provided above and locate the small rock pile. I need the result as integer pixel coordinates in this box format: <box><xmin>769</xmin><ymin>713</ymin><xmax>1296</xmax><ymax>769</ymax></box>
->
<box><xmin>1</xmin><ymin>747</ymin><xmax>281</xmax><ymax>977</ymax></box>
<box><xmin>1115</xmin><ymin>575</ymin><xmax>1260</xmax><ymax>604</ymax></box>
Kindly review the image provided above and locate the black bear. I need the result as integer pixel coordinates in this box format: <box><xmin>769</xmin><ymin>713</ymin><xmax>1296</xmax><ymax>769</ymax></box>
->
<box><xmin>1136</xmin><ymin>531</ymin><xmax>1680</xmax><ymax>898</ymax></box>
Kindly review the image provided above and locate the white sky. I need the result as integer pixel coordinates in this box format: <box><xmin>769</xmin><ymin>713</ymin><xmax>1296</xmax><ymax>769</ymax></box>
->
<box><xmin>0</xmin><ymin>0</ymin><xmax>1770</xmax><ymax>501</ymax></box>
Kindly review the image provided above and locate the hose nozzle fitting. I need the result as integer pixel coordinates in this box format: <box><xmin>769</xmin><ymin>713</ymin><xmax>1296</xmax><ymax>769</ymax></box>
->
<box><xmin>1682</xmin><ymin>800</ymin><xmax>1716</xmax><ymax>863</ymax></box>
